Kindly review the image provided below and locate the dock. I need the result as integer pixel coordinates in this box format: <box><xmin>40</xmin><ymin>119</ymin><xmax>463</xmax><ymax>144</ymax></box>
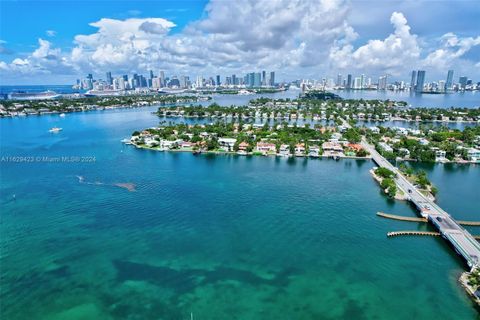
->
<box><xmin>340</xmin><ymin>118</ymin><xmax>480</xmax><ymax>269</ymax></box>
<box><xmin>363</xmin><ymin>139</ymin><xmax>480</xmax><ymax>269</ymax></box>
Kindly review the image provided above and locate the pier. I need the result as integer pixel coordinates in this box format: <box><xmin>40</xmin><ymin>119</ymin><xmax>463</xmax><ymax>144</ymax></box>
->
<box><xmin>340</xmin><ymin>118</ymin><xmax>480</xmax><ymax>269</ymax></box>
<box><xmin>387</xmin><ymin>231</ymin><xmax>441</xmax><ymax>237</ymax></box>
<box><xmin>362</xmin><ymin>138</ymin><xmax>480</xmax><ymax>269</ymax></box>
<box><xmin>377</xmin><ymin>212</ymin><xmax>480</xmax><ymax>226</ymax></box>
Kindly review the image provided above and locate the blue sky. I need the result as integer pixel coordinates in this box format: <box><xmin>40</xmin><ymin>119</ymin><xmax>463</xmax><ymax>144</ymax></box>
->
<box><xmin>0</xmin><ymin>0</ymin><xmax>479</xmax><ymax>84</ymax></box>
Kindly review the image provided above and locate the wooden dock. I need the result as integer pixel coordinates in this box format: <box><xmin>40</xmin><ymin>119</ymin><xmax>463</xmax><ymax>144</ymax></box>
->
<box><xmin>387</xmin><ymin>231</ymin><xmax>480</xmax><ymax>240</ymax></box>
<box><xmin>377</xmin><ymin>212</ymin><xmax>427</xmax><ymax>222</ymax></box>
<box><xmin>377</xmin><ymin>212</ymin><xmax>480</xmax><ymax>226</ymax></box>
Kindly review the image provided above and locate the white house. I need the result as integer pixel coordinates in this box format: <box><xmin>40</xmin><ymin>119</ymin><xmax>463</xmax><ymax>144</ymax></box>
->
<box><xmin>218</xmin><ymin>138</ymin><xmax>237</xmax><ymax>150</ymax></box>
<box><xmin>467</xmin><ymin>148</ymin><xmax>480</xmax><ymax>163</ymax></box>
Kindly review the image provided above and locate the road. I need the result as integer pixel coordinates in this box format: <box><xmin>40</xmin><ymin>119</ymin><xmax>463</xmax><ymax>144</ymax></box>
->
<box><xmin>342</xmin><ymin>119</ymin><xmax>480</xmax><ymax>268</ymax></box>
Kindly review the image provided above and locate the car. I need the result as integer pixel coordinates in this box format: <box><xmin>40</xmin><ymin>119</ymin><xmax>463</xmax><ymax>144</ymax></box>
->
<box><xmin>408</xmin><ymin>189</ymin><xmax>412</xmax><ymax>193</ymax></box>
<box><xmin>436</xmin><ymin>217</ymin><xmax>443</xmax><ymax>222</ymax></box>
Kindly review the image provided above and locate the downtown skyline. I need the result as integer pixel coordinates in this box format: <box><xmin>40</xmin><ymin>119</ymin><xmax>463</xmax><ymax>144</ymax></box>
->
<box><xmin>0</xmin><ymin>0</ymin><xmax>480</xmax><ymax>84</ymax></box>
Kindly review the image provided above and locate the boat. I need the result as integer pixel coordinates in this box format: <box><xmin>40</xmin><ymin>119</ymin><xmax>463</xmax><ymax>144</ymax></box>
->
<box><xmin>8</xmin><ymin>90</ymin><xmax>61</xmax><ymax>101</ymax></box>
<box><xmin>49</xmin><ymin>127</ymin><xmax>62</xmax><ymax>133</ymax></box>
<box><xmin>59</xmin><ymin>113</ymin><xmax>66</xmax><ymax>117</ymax></box>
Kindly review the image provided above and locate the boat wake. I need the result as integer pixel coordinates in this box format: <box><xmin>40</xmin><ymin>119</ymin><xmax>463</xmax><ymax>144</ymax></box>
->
<box><xmin>76</xmin><ymin>175</ymin><xmax>136</xmax><ymax>192</ymax></box>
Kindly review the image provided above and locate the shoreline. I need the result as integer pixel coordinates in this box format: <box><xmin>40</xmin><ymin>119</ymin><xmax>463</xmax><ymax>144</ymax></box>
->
<box><xmin>128</xmin><ymin>142</ymin><xmax>371</xmax><ymax>160</ymax></box>
<box><xmin>128</xmin><ymin>142</ymin><xmax>479</xmax><ymax>165</ymax></box>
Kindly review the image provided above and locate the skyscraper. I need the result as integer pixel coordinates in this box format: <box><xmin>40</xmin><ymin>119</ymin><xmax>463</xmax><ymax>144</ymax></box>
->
<box><xmin>415</xmin><ymin>70</ymin><xmax>426</xmax><ymax>93</ymax></box>
<box><xmin>106</xmin><ymin>72</ymin><xmax>112</xmax><ymax>85</ymax></box>
<box><xmin>262</xmin><ymin>70</ymin><xmax>266</xmax><ymax>86</ymax></box>
<box><xmin>269</xmin><ymin>71</ymin><xmax>275</xmax><ymax>86</ymax></box>
<box><xmin>459</xmin><ymin>76</ymin><xmax>467</xmax><ymax>89</ymax></box>
<box><xmin>445</xmin><ymin>70</ymin><xmax>454</xmax><ymax>91</ymax></box>
<box><xmin>410</xmin><ymin>70</ymin><xmax>417</xmax><ymax>90</ymax></box>
<box><xmin>336</xmin><ymin>74</ymin><xmax>342</xmax><ymax>87</ymax></box>
<box><xmin>216</xmin><ymin>75</ymin><xmax>221</xmax><ymax>86</ymax></box>
<box><xmin>159</xmin><ymin>71</ymin><xmax>165</xmax><ymax>87</ymax></box>
<box><xmin>346</xmin><ymin>74</ymin><xmax>352</xmax><ymax>89</ymax></box>
<box><xmin>254</xmin><ymin>73</ymin><xmax>261</xmax><ymax>87</ymax></box>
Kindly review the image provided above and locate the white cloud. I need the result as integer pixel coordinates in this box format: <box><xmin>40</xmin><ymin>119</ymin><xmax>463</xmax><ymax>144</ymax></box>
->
<box><xmin>424</xmin><ymin>33</ymin><xmax>480</xmax><ymax>69</ymax></box>
<box><xmin>46</xmin><ymin>30</ymin><xmax>57</xmax><ymax>37</ymax></box>
<box><xmin>329</xmin><ymin>12</ymin><xmax>420</xmax><ymax>76</ymax></box>
<box><xmin>1</xmin><ymin>0</ymin><xmax>479</xmax><ymax>83</ymax></box>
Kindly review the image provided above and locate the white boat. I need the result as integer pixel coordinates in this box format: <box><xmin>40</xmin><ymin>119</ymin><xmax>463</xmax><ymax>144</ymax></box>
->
<box><xmin>49</xmin><ymin>127</ymin><xmax>62</xmax><ymax>133</ymax></box>
<box><xmin>59</xmin><ymin>113</ymin><xmax>66</xmax><ymax>117</ymax></box>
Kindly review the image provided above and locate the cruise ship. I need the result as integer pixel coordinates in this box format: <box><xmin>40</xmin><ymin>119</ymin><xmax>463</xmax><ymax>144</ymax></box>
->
<box><xmin>8</xmin><ymin>90</ymin><xmax>61</xmax><ymax>100</ymax></box>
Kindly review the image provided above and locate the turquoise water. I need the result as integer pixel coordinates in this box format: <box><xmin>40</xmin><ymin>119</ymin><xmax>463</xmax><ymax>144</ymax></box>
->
<box><xmin>1</xmin><ymin>106</ymin><xmax>479</xmax><ymax>319</ymax></box>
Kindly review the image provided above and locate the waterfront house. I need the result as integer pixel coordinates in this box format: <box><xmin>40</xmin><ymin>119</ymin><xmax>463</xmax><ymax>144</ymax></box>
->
<box><xmin>160</xmin><ymin>139</ymin><xmax>180</xmax><ymax>149</ymax></box>
<box><xmin>322</xmin><ymin>141</ymin><xmax>344</xmax><ymax>157</ymax></box>
<box><xmin>308</xmin><ymin>145</ymin><xmax>320</xmax><ymax>157</ymax></box>
<box><xmin>218</xmin><ymin>137</ymin><xmax>237</xmax><ymax>151</ymax></box>
<box><xmin>467</xmin><ymin>148</ymin><xmax>480</xmax><ymax>163</ymax></box>
<box><xmin>238</xmin><ymin>141</ymin><xmax>250</xmax><ymax>152</ymax></box>
<box><xmin>180</xmin><ymin>141</ymin><xmax>195</xmax><ymax>149</ymax></box>
<box><xmin>432</xmin><ymin>148</ymin><xmax>448</xmax><ymax>162</ymax></box>
<box><xmin>256</xmin><ymin>142</ymin><xmax>276</xmax><ymax>154</ymax></box>
<box><xmin>294</xmin><ymin>143</ymin><xmax>306</xmax><ymax>156</ymax></box>
<box><xmin>279</xmin><ymin>144</ymin><xmax>291</xmax><ymax>156</ymax></box>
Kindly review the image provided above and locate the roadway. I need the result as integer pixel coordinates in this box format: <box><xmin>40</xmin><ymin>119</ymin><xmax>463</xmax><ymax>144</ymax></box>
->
<box><xmin>341</xmin><ymin>119</ymin><xmax>480</xmax><ymax>268</ymax></box>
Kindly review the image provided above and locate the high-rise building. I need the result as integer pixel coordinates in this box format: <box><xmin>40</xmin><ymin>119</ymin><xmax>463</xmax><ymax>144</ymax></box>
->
<box><xmin>346</xmin><ymin>74</ymin><xmax>352</xmax><ymax>89</ymax></box>
<box><xmin>415</xmin><ymin>70</ymin><xmax>426</xmax><ymax>93</ymax></box>
<box><xmin>232</xmin><ymin>74</ymin><xmax>237</xmax><ymax>86</ymax></box>
<box><xmin>216</xmin><ymin>75</ymin><xmax>221</xmax><ymax>86</ymax></box>
<box><xmin>336</xmin><ymin>74</ymin><xmax>342</xmax><ymax>87</ymax></box>
<box><xmin>262</xmin><ymin>70</ymin><xmax>266</xmax><ymax>86</ymax></box>
<box><xmin>106</xmin><ymin>72</ymin><xmax>112</xmax><ymax>85</ymax></box>
<box><xmin>254</xmin><ymin>73</ymin><xmax>261</xmax><ymax>87</ymax></box>
<box><xmin>360</xmin><ymin>74</ymin><xmax>365</xmax><ymax>89</ymax></box>
<box><xmin>196</xmin><ymin>75</ymin><xmax>203</xmax><ymax>88</ymax></box>
<box><xmin>269</xmin><ymin>71</ymin><xmax>275</xmax><ymax>86</ymax></box>
<box><xmin>410</xmin><ymin>70</ymin><xmax>417</xmax><ymax>90</ymax></box>
<box><xmin>378</xmin><ymin>75</ymin><xmax>388</xmax><ymax>90</ymax></box>
<box><xmin>445</xmin><ymin>70</ymin><xmax>454</xmax><ymax>91</ymax></box>
<box><xmin>459</xmin><ymin>76</ymin><xmax>468</xmax><ymax>89</ymax></box>
<box><xmin>159</xmin><ymin>71</ymin><xmax>165</xmax><ymax>87</ymax></box>
<box><xmin>353</xmin><ymin>77</ymin><xmax>362</xmax><ymax>89</ymax></box>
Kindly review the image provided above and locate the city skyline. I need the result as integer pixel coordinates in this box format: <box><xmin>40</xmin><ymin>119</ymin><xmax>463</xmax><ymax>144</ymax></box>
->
<box><xmin>1</xmin><ymin>0</ymin><xmax>480</xmax><ymax>84</ymax></box>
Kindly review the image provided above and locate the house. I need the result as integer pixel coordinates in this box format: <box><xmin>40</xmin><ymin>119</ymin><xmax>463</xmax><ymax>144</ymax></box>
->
<box><xmin>160</xmin><ymin>139</ymin><xmax>180</xmax><ymax>149</ymax></box>
<box><xmin>432</xmin><ymin>147</ymin><xmax>447</xmax><ymax>162</ymax></box>
<box><xmin>294</xmin><ymin>143</ymin><xmax>306</xmax><ymax>156</ymax></box>
<box><xmin>180</xmin><ymin>141</ymin><xmax>195</xmax><ymax>149</ymax></box>
<box><xmin>467</xmin><ymin>148</ymin><xmax>480</xmax><ymax>163</ymax></box>
<box><xmin>279</xmin><ymin>144</ymin><xmax>291</xmax><ymax>156</ymax></box>
<box><xmin>218</xmin><ymin>138</ymin><xmax>237</xmax><ymax>150</ymax></box>
<box><xmin>346</xmin><ymin>143</ymin><xmax>363</xmax><ymax>152</ymax></box>
<box><xmin>308</xmin><ymin>145</ymin><xmax>320</xmax><ymax>157</ymax></box>
<box><xmin>419</xmin><ymin>138</ymin><xmax>429</xmax><ymax>146</ymax></box>
<box><xmin>369</xmin><ymin>126</ymin><xmax>380</xmax><ymax>134</ymax></box>
<box><xmin>256</xmin><ymin>142</ymin><xmax>276</xmax><ymax>153</ymax></box>
<box><xmin>238</xmin><ymin>141</ymin><xmax>250</xmax><ymax>152</ymax></box>
<box><xmin>378</xmin><ymin>142</ymin><xmax>393</xmax><ymax>153</ymax></box>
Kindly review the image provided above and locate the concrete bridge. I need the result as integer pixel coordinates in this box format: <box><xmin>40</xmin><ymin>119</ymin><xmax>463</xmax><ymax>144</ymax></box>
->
<box><xmin>362</xmin><ymin>138</ymin><xmax>480</xmax><ymax>269</ymax></box>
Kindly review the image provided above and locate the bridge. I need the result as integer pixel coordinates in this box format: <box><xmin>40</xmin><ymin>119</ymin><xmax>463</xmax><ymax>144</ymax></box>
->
<box><xmin>362</xmin><ymin>138</ymin><xmax>480</xmax><ymax>269</ymax></box>
<box><xmin>340</xmin><ymin>118</ymin><xmax>480</xmax><ymax>269</ymax></box>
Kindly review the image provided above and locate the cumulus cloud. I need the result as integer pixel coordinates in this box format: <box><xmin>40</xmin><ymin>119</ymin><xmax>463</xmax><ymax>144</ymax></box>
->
<box><xmin>0</xmin><ymin>38</ymin><xmax>73</xmax><ymax>76</ymax></box>
<box><xmin>424</xmin><ymin>32</ymin><xmax>480</xmax><ymax>69</ymax></box>
<box><xmin>329</xmin><ymin>12</ymin><xmax>420</xmax><ymax>75</ymax></box>
<box><xmin>1</xmin><ymin>0</ymin><xmax>479</xmax><ymax>83</ymax></box>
